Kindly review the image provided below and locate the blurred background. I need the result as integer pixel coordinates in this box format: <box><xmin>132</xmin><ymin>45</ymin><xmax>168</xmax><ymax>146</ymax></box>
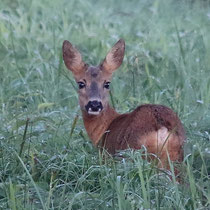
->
<box><xmin>0</xmin><ymin>0</ymin><xmax>210</xmax><ymax>209</ymax></box>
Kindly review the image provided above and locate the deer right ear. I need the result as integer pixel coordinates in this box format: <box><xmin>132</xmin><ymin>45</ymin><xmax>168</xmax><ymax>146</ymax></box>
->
<box><xmin>62</xmin><ymin>40</ymin><xmax>87</xmax><ymax>74</ymax></box>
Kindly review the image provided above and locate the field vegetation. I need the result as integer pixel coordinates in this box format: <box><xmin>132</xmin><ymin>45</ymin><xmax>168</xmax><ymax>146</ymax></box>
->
<box><xmin>0</xmin><ymin>0</ymin><xmax>210</xmax><ymax>209</ymax></box>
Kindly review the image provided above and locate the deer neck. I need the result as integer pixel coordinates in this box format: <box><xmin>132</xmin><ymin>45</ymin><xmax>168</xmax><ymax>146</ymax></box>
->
<box><xmin>82</xmin><ymin>104</ymin><xmax>120</xmax><ymax>145</ymax></box>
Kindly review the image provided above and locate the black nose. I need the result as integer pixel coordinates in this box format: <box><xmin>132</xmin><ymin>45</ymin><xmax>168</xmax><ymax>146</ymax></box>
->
<box><xmin>85</xmin><ymin>100</ymin><xmax>103</xmax><ymax>112</ymax></box>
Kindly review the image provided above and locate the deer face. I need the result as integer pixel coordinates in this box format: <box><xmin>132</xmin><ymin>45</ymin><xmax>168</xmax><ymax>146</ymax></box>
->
<box><xmin>62</xmin><ymin>39</ymin><xmax>125</xmax><ymax>115</ymax></box>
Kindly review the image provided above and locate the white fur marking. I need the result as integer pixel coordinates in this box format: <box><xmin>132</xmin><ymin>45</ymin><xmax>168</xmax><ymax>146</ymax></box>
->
<box><xmin>157</xmin><ymin>127</ymin><xmax>169</xmax><ymax>144</ymax></box>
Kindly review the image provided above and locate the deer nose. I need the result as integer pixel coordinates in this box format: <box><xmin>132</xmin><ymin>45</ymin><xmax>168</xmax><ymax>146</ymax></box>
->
<box><xmin>85</xmin><ymin>100</ymin><xmax>103</xmax><ymax>114</ymax></box>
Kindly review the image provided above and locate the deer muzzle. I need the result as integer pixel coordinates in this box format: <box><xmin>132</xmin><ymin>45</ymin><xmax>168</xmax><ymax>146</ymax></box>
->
<box><xmin>85</xmin><ymin>100</ymin><xmax>103</xmax><ymax>115</ymax></box>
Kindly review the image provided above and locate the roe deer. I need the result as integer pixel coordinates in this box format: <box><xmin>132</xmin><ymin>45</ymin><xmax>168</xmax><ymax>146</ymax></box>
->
<box><xmin>62</xmin><ymin>39</ymin><xmax>185</xmax><ymax>172</ymax></box>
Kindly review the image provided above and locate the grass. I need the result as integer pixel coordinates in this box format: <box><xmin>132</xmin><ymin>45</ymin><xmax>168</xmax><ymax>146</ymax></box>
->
<box><xmin>0</xmin><ymin>0</ymin><xmax>210</xmax><ymax>209</ymax></box>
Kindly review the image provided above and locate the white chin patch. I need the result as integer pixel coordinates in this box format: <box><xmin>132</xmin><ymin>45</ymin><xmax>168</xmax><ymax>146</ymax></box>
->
<box><xmin>88</xmin><ymin>108</ymin><xmax>101</xmax><ymax>115</ymax></box>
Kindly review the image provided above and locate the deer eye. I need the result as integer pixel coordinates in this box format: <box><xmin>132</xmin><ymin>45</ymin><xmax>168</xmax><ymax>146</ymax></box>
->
<box><xmin>104</xmin><ymin>82</ymin><xmax>110</xmax><ymax>89</ymax></box>
<box><xmin>78</xmin><ymin>82</ymin><xmax>86</xmax><ymax>89</ymax></box>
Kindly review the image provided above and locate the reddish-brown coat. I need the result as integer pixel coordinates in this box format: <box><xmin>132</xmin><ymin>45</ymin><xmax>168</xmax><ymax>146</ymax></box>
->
<box><xmin>100</xmin><ymin>104</ymin><xmax>185</xmax><ymax>168</ymax></box>
<box><xmin>62</xmin><ymin>39</ymin><xmax>185</xmax><ymax>172</ymax></box>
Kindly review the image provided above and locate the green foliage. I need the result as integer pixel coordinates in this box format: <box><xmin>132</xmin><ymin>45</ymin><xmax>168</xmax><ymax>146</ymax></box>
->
<box><xmin>0</xmin><ymin>0</ymin><xmax>210</xmax><ymax>209</ymax></box>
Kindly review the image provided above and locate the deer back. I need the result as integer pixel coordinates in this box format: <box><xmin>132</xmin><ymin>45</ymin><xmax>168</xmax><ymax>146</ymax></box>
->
<box><xmin>101</xmin><ymin>104</ymin><xmax>185</xmax><ymax>163</ymax></box>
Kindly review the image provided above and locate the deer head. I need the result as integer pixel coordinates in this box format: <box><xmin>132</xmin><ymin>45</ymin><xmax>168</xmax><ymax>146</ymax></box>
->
<box><xmin>62</xmin><ymin>39</ymin><xmax>125</xmax><ymax>115</ymax></box>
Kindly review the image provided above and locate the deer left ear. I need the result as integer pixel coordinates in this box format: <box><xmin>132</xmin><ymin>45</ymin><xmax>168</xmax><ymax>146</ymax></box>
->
<box><xmin>100</xmin><ymin>39</ymin><xmax>125</xmax><ymax>73</ymax></box>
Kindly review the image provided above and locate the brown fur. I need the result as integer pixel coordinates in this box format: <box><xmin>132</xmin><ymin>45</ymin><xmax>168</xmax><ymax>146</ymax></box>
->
<box><xmin>101</xmin><ymin>104</ymin><xmax>185</xmax><ymax>168</ymax></box>
<box><xmin>82</xmin><ymin>105</ymin><xmax>119</xmax><ymax>145</ymax></box>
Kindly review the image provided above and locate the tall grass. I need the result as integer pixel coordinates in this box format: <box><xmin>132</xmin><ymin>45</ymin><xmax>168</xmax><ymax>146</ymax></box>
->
<box><xmin>0</xmin><ymin>0</ymin><xmax>210</xmax><ymax>209</ymax></box>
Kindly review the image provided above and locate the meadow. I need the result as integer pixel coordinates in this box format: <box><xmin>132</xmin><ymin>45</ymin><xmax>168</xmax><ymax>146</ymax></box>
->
<box><xmin>0</xmin><ymin>0</ymin><xmax>210</xmax><ymax>209</ymax></box>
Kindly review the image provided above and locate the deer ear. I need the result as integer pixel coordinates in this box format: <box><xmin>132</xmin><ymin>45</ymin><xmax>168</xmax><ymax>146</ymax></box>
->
<box><xmin>62</xmin><ymin>40</ymin><xmax>87</xmax><ymax>74</ymax></box>
<box><xmin>101</xmin><ymin>39</ymin><xmax>125</xmax><ymax>73</ymax></box>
